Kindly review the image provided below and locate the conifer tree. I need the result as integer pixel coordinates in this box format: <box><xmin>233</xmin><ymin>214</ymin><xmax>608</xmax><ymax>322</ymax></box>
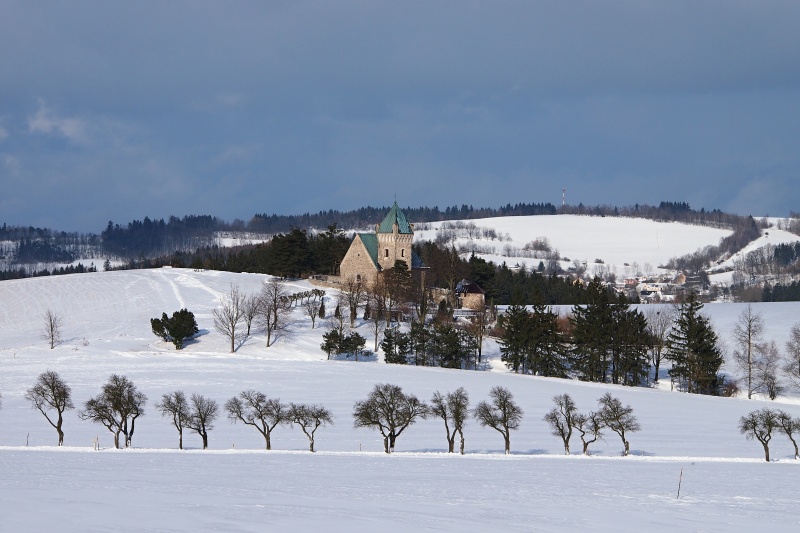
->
<box><xmin>526</xmin><ymin>302</ymin><xmax>568</xmax><ymax>377</ymax></box>
<box><xmin>498</xmin><ymin>304</ymin><xmax>529</xmax><ymax>373</ymax></box>
<box><xmin>665</xmin><ymin>293</ymin><xmax>724</xmax><ymax>395</ymax></box>
<box><xmin>570</xmin><ymin>279</ymin><xmax>614</xmax><ymax>382</ymax></box>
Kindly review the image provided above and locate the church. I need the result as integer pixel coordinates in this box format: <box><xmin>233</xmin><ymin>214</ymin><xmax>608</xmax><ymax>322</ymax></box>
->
<box><xmin>337</xmin><ymin>202</ymin><xmax>427</xmax><ymax>287</ymax></box>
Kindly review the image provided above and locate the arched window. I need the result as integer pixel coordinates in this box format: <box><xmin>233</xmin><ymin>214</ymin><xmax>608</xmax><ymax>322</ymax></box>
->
<box><xmin>401</xmin><ymin>249</ymin><xmax>405</xmax><ymax>258</ymax></box>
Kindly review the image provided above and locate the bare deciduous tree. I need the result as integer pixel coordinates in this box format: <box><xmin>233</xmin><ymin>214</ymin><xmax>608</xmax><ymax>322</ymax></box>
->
<box><xmin>571</xmin><ymin>410</ymin><xmax>604</xmax><ymax>455</ymax></box>
<box><xmin>644</xmin><ymin>305</ymin><xmax>674</xmax><ymax>383</ymax></box>
<box><xmin>782</xmin><ymin>322</ymin><xmax>800</xmax><ymax>388</ymax></box>
<box><xmin>732</xmin><ymin>305</ymin><xmax>765</xmax><ymax>399</ymax></box>
<box><xmin>341</xmin><ymin>277</ymin><xmax>366</xmax><ymax>328</ymax></box>
<box><xmin>598</xmin><ymin>393</ymin><xmax>640</xmax><ymax>456</ymax></box>
<box><xmin>739</xmin><ymin>407</ymin><xmax>779</xmax><ymax>462</ymax></box>
<box><xmin>473</xmin><ymin>386</ymin><xmax>523</xmax><ymax>455</ymax></box>
<box><xmin>465</xmin><ymin>309</ymin><xmax>489</xmax><ymax>364</ymax></box>
<box><xmin>259</xmin><ymin>278</ymin><xmax>291</xmax><ymax>347</ymax></box>
<box><xmin>303</xmin><ymin>298</ymin><xmax>320</xmax><ymax>329</ymax></box>
<box><xmin>365</xmin><ymin>284</ymin><xmax>388</xmax><ymax>352</ymax></box>
<box><xmin>756</xmin><ymin>341</ymin><xmax>783</xmax><ymax>400</ymax></box>
<box><xmin>544</xmin><ymin>393</ymin><xmax>577</xmax><ymax>455</ymax></box>
<box><xmin>242</xmin><ymin>294</ymin><xmax>261</xmax><ymax>336</ymax></box>
<box><xmin>185</xmin><ymin>394</ymin><xmax>218</xmax><ymax>450</ymax></box>
<box><xmin>225</xmin><ymin>390</ymin><xmax>288</xmax><ymax>450</ymax></box>
<box><xmin>42</xmin><ymin>309</ymin><xmax>63</xmax><ymax>349</ymax></box>
<box><xmin>289</xmin><ymin>403</ymin><xmax>334</xmax><ymax>452</ymax></box>
<box><xmin>430</xmin><ymin>387</ymin><xmax>469</xmax><ymax>454</ymax></box>
<box><xmin>156</xmin><ymin>390</ymin><xmax>190</xmax><ymax>450</ymax></box>
<box><xmin>775</xmin><ymin>410</ymin><xmax>800</xmax><ymax>460</ymax></box>
<box><xmin>25</xmin><ymin>370</ymin><xmax>74</xmax><ymax>445</ymax></box>
<box><xmin>353</xmin><ymin>383</ymin><xmax>429</xmax><ymax>454</ymax></box>
<box><xmin>213</xmin><ymin>284</ymin><xmax>247</xmax><ymax>353</ymax></box>
<box><xmin>79</xmin><ymin>374</ymin><xmax>146</xmax><ymax>449</ymax></box>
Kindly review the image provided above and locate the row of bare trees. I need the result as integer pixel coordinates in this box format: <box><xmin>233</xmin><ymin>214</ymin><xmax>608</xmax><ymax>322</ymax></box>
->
<box><xmin>353</xmin><ymin>384</ymin><xmax>641</xmax><ymax>456</ymax></box>
<box><xmin>731</xmin><ymin>306</ymin><xmax>800</xmax><ymax>400</ymax></box>
<box><xmin>353</xmin><ymin>383</ymin><xmax>521</xmax><ymax>454</ymax></box>
<box><xmin>17</xmin><ymin>371</ymin><xmax>334</xmax><ymax>451</ymax></box>
<box><xmin>543</xmin><ymin>393</ymin><xmax>640</xmax><ymax>456</ymax></box>
<box><xmin>16</xmin><ymin>373</ymin><xmax>800</xmax><ymax>460</ymax></box>
<box><xmin>739</xmin><ymin>408</ymin><xmax>800</xmax><ymax>461</ymax></box>
<box><xmin>212</xmin><ymin>279</ymin><xmax>303</xmax><ymax>352</ymax></box>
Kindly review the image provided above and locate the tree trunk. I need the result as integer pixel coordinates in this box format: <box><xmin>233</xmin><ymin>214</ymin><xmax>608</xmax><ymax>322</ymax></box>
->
<box><xmin>582</xmin><ymin>441</ymin><xmax>589</xmax><ymax>455</ymax></box>
<box><xmin>504</xmin><ymin>433</ymin><xmax>511</xmax><ymax>455</ymax></box>
<box><xmin>114</xmin><ymin>431</ymin><xmax>121</xmax><ymax>449</ymax></box>
<box><xmin>201</xmin><ymin>431</ymin><xmax>208</xmax><ymax>450</ymax></box>
<box><xmin>179</xmin><ymin>431</ymin><xmax>183</xmax><ymax>450</ymax></box>
<box><xmin>309</xmin><ymin>437</ymin><xmax>315</xmax><ymax>453</ymax></box>
<box><xmin>383</xmin><ymin>435</ymin><xmax>390</xmax><ymax>454</ymax></box>
<box><xmin>459</xmin><ymin>434</ymin><xmax>465</xmax><ymax>455</ymax></box>
<box><xmin>266</xmin><ymin>432</ymin><xmax>272</xmax><ymax>451</ymax></box>
<box><xmin>762</xmin><ymin>441</ymin><xmax>770</xmax><ymax>462</ymax></box>
<box><xmin>389</xmin><ymin>433</ymin><xmax>397</xmax><ymax>453</ymax></box>
<box><xmin>623</xmin><ymin>440</ymin><xmax>630</xmax><ymax>456</ymax></box>
<box><xmin>56</xmin><ymin>414</ymin><xmax>64</xmax><ymax>446</ymax></box>
<box><xmin>563</xmin><ymin>440</ymin><xmax>570</xmax><ymax>455</ymax></box>
<box><xmin>447</xmin><ymin>434</ymin><xmax>455</xmax><ymax>454</ymax></box>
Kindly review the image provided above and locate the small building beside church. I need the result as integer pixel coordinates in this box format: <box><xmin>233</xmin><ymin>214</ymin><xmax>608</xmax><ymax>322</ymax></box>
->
<box><xmin>455</xmin><ymin>279</ymin><xmax>486</xmax><ymax>311</ymax></box>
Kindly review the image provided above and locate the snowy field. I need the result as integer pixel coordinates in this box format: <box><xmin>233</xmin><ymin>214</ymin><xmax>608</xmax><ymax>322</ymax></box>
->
<box><xmin>2</xmin><ymin>269</ymin><xmax>800</xmax><ymax>531</ymax></box>
<box><xmin>414</xmin><ymin>214</ymin><xmax>736</xmax><ymax>275</ymax></box>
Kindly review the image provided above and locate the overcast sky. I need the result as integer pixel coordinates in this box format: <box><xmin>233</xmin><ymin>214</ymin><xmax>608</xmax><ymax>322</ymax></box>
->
<box><xmin>1</xmin><ymin>1</ymin><xmax>799</xmax><ymax>232</ymax></box>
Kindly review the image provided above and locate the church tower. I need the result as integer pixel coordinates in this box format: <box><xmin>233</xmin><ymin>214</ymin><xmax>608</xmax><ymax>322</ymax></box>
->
<box><xmin>375</xmin><ymin>202</ymin><xmax>414</xmax><ymax>272</ymax></box>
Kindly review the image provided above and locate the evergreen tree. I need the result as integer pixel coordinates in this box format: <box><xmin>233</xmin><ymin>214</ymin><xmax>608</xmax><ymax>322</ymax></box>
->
<box><xmin>382</xmin><ymin>327</ymin><xmax>411</xmax><ymax>364</ymax></box>
<box><xmin>320</xmin><ymin>329</ymin><xmax>342</xmax><ymax>360</ymax></box>
<box><xmin>498</xmin><ymin>304</ymin><xmax>529</xmax><ymax>373</ymax></box>
<box><xmin>526</xmin><ymin>302</ymin><xmax>568</xmax><ymax>377</ymax></box>
<box><xmin>570</xmin><ymin>279</ymin><xmax>614</xmax><ymax>382</ymax></box>
<box><xmin>608</xmin><ymin>303</ymin><xmax>650</xmax><ymax>386</ymax></box>
<box><xmin>151</xmin><ymin>309</ymin><xmax>199</xmax><ymax>349</ymax></box>
<box><xmin>665</xmin><ymin>293</ymin><xmax>724</xmax><ymax>395</ymax></box>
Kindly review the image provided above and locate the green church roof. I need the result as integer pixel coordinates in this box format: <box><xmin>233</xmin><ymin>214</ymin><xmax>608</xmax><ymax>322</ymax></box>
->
<box><xmin>357</xmin><ymin>233</ymin><xmax>380</xmax><ymax>269</ymax></box>
<box><xmin>377</xmin><ymin>202</ymin><xmax>413</xmax><ymax>234</ymax></box>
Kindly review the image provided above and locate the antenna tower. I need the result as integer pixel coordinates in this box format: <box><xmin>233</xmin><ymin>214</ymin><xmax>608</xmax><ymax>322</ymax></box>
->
<box><xmin>562</xmin><ymin>188</ymin><xmax>566</xmax><ymax>208</ymax></box>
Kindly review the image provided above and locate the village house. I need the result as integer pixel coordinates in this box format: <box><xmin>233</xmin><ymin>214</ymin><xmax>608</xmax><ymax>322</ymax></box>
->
<box><xmin>455</xmin><ymin>279</ymin><xmax>486</xmax><ymax>311</ymax></box>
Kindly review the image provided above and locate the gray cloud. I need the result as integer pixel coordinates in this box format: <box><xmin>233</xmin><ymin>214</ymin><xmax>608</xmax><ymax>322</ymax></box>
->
<box><xmin>1</xmin><ymin>1</ymin><xmax>799</xmax><ymax>231</ymax></box>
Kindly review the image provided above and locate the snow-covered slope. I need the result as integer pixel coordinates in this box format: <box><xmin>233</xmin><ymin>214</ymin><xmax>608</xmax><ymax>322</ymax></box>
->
<box><xmin>2</xmin><ymin>269</ymin><xmax>800</xmax><ymax>531</ymax></box>
<box><xmin>414</xmin><ymin>214</ymin><xmax>734</xmax><ymax>275</ymax></box>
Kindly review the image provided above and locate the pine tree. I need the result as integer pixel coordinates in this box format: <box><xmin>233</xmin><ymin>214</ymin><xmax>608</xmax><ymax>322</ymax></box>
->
<box><xmin>498</xmin><ymin>305</ymin><xmax>529</xmax><ymax>373</ymax></box>
<box><xmin>666</xmin><ymin>293</ymin><xmax>724</xmax><ymax>395</ymax></box>
<box><xmin>608</xmin><ymin>303</ymin><xmax>650</xmax><ymax>386</ymax></box>
<box><xmin>570</xmin><ymin>279</ymin><xmax>614</xmax><ymax>382</ymax></box>
<box><xmin>526</xmin><ymin>302</ymin><xmax>568</xmax><ymax>377</ymax></box>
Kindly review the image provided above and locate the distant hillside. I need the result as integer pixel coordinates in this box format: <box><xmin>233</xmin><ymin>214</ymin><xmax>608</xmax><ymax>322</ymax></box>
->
<box><xmin>4</xmin><ymin>201</ymin><xmax>796</xmax><ymax>287</ymax></box>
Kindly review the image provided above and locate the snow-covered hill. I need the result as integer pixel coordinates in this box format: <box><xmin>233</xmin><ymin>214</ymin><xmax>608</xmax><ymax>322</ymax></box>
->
<box><xmin>414</xmin><ymin>214</ymin><xmax>735</xmax><ymax>275</ymax></box>
<box><xmin>2</xmin><ymin>269</ymin><xmax>800</xmax><ymax>531</ymax></box>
